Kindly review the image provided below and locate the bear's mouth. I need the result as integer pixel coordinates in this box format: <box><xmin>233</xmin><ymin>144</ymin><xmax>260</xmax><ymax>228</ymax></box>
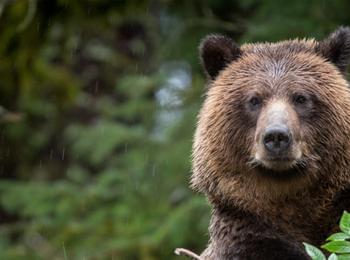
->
<box><xmin>254</xmin><ymin>161</ymin><xmax>307</xmax><ymax>181</ymax></box>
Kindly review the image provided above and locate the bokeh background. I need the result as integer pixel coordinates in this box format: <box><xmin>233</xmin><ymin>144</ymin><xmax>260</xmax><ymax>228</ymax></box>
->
<box><xmin>0</xmin><ymin>0</ymin><xmax>349</xmax><ymax>259</ymax></box>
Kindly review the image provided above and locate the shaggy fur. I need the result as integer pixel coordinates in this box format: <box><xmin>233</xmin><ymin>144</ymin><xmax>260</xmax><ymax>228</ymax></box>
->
<box><xmin>192</xmin><ymin>27</ymin><xmax>350</xmax><ymax>259</ymax></box>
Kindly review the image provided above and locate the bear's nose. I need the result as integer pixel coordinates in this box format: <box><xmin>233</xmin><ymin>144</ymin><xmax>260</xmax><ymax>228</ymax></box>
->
<box><xmin>263</xmin><ymin>126</ymin><xmax>291</xmax><ymax>155</ymax></box>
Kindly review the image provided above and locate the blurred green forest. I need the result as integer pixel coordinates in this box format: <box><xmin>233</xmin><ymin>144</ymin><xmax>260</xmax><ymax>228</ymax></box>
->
<box><xmin>0</xmin><ymin>0</ymin><xmax>349</xmax><ymax>259</ymax></box>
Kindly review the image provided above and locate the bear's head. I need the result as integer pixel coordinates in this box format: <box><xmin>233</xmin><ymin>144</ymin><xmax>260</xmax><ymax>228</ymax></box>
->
<box><xmin>192</xmin><ymin>27</ymin><xmax>350</xmax><ymax>206</ymax></box>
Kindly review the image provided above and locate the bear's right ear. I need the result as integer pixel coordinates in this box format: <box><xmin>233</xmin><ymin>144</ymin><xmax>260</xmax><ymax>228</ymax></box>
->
<box><xmin>316</xmin><ymin>26</ymin><xmax>350</xmax><ymax>73</ymax></box>
<box><xmin>200</xmin><ymin>35</ymin><xmax>242</xmax><ymax>80</ymax></box>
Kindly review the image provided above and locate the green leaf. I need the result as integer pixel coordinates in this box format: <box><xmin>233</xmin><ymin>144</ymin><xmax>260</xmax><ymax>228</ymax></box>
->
<box><xmin>328</xmin><ymin>253</ymin><xmax>338</xmax><ymax>260</ymax></box>
<box><xmin>340</xmin><ymin>211</ymin><xmax>350</xmax><ymax>235</ymax></box>
<box><xmin>322</xmin><ymin>241</ymin><xmax>350</xmax><ymax>254</ymax></box>
<box><xmin>327</xmin><ymin>233</ymin><xmax>350</xmax><ymax>241</ymax></box>
<box><xmin>303</xmin><ymin>243</ymin><xmax>326</xmax><ymax>260</ymax></box>
<box><xmin>337</xmin><ymin>254</ymin><xmax>350</xmax><ymax>260</ymax></box>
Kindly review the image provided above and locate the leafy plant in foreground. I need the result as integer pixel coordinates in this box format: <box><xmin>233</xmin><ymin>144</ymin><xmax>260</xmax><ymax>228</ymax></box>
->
<box><xmin>304</xmin><ymin>211</ymin><xmax>350</xmax><ymax>260</ymax></box>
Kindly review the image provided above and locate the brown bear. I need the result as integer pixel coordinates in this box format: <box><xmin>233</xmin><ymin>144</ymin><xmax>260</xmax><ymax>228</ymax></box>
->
<box><xmin>191</xmin><ymin>27</ymin><xmax>350</xmax><ymax>259</ymax></box>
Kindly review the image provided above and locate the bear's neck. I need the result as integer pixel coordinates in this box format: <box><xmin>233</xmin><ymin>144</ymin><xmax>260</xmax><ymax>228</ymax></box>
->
<box><xmin>212</xmin><ymin>182</ymin><xmax>350</xmax><ymax>245</ymax></box>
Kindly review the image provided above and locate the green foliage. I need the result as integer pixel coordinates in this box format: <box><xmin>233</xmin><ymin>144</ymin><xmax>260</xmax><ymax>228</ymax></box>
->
<box><xmin>340</xmin><ymin>211</ymin><xmax>350</xmax><ymax>235</ymax></box>
<box><xmin>327</xmin><ymin>233</ymin><xmax>350</xmax><ymax>242</ymax></box>
<box><xmin>323</xmin><ymin>241</ymin><xmax>350</xmax><ymax>254</ymax></box>
<box><xmin>304</xmin><ymin>211</ymin><xmax>350</xmax><ymax>260</ymax></box>
<box><xmin>303</xmin><ymin>243</ymin><xmax>326</xmax><ymax>260</ymax></box>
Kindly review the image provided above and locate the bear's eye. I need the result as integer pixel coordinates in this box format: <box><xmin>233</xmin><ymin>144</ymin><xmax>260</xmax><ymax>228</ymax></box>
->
<box><xmin>293</xmin><ymin>94</ymin><xmax>307</xmax><ymax>105</ymax></box>
<box><xmin>249</xmin><ymin>96</ymin><xmax>262</xmax><ymax>108</ymax></box>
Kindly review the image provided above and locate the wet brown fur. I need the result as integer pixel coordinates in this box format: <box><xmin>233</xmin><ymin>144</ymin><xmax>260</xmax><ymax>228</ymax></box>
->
<box><xmin>192</xmin><ymin>31</ymin><xmax>350</xmax><ymax>259</ymax></box>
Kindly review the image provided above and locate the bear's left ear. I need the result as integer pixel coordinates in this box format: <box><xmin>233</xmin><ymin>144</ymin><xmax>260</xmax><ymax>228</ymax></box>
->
<box><xmin>316</xmin><ymin>26</ymin><xmax>350</xmax><ymax>72</ymax></box>
<box><xmin>200</xmin><ymin>34</ymin><xmax>242</xmax><ymax>80</ymax></box>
